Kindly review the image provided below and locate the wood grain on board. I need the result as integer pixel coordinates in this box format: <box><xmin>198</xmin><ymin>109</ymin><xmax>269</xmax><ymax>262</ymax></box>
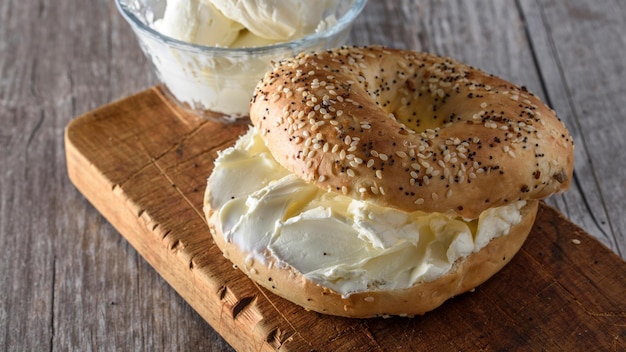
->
<box><xmin>65</xmin><ymin>87</ymin><xmax>626</xmax><ymax>351</ymax></box>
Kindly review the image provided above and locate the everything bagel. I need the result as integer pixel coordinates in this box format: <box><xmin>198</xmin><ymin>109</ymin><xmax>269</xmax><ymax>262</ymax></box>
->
<box><xmin>250</xmin><ymin>46</ymin><xmax>574</xmax><ymax>219</ymax></box>
<box><xmin>204</xmin><ymin>46</ymin><xmax>574</xmax><ymax>317</ymax></box>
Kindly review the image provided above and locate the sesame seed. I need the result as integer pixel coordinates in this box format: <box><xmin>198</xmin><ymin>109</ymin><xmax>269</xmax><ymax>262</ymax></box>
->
<box><xmin>414</xmin><ymin>198</ymin><xmax>425</xmax><ymax>205</ymax></box>
<box><xmin>347</xmin><ymin>169</ymin><xmax>355</xmax><ymax>177</ymax></box>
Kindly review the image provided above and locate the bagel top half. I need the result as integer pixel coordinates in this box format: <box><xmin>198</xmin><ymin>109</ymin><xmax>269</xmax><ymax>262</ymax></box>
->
<box><xmin>250</xmin><ymin>46</ymin><xmax>574</xmax><ymax>219</ymax></box>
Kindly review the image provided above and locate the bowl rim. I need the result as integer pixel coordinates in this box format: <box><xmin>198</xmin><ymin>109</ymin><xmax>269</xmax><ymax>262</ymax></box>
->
<box><xmin>115</xmin><ymin>0</ymin><xmax>368</xmax><ymax>54</ymax></box>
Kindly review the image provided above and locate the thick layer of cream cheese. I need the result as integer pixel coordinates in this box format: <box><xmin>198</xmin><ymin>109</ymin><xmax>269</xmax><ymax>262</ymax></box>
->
<box><xmin>206</xmin><ymin>127</ymin><xmax>526</xmax><ymax>297</ymax></box>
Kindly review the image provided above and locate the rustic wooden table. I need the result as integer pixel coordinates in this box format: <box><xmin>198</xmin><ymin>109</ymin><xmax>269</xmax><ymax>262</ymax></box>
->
<box><xmin>2</xmin><ymin>0</ymin><xmax>624</xmax><ymax>350</ymax></box>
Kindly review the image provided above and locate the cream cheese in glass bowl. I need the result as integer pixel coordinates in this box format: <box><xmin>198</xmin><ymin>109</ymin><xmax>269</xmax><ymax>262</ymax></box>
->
<box><xmin>116</xmin><ymin>0</ymin><xmax>367</xmax><ymax>122</ymax></box>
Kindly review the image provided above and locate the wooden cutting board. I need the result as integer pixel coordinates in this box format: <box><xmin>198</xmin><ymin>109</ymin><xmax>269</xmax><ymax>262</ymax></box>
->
<box><xmin>65</xmin><ymin>87</ymin><xmax>626</xmax><ymax>351</ymax></box>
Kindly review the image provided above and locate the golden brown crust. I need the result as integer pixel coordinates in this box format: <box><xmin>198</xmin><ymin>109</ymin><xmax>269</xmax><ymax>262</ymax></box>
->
<box><xmin>250</xmin><ymin>46</ymin><xmax>574</xmax><ymax>218</ymax></box>
<box><xmin>206</xmin><ymin>197</ymin><xmax>538</xmax><ymax>318</ymax></box>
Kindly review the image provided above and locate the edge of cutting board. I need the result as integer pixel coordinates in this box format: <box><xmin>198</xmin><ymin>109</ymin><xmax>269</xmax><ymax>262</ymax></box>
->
<box><xmin>65</xmin><ymin>87</ymin><xmax>626</xmax><ymax>351</ymax></box>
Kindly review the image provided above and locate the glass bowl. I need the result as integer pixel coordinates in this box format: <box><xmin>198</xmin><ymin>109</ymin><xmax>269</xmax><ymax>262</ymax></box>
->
<box><xmin>115</xmin><ymin>0</ymin><xmax>367</xmax><ymax>122</ymax></box>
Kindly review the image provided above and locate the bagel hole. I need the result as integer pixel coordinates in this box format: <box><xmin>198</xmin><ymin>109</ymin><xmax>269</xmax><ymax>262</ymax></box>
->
<box><xmin>389</xmin><ymin>106</ymin><xmax>447</xmax><ymax>134</ymax></box>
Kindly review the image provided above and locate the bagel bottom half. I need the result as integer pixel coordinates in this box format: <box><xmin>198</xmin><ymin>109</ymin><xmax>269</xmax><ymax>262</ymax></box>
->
<box><xmin>205</xmin><ymin>197</ymin><xmax>538</xmax><ymax>318</ymax></box>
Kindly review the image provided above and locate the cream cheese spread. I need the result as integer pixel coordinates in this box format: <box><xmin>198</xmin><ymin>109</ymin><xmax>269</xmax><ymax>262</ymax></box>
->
<box><xmin>153</xmin><ymin>0</ymin><xmax>244</xmax><ymax>47</ymax></box>
<box><xmin>206</xmin><ymin>127</ymin><xmax>527</xmax><ymax>297</ymax></box>
<box><xmin>210</xmin><ymin>0</ymin><xmax>337</xmax><ymax>42</ymax></box>
<box><xmin>145</xmin><ymin>0</ymin><xmax>338</xmax><ymax>117</ymax></box>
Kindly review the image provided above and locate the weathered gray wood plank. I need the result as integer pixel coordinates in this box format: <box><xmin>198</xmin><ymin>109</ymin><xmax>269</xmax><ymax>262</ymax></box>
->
<box><xmin>518</xmin><ymin>0</ymin><xmax>626</xmax><ymax>256</ymax></box>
